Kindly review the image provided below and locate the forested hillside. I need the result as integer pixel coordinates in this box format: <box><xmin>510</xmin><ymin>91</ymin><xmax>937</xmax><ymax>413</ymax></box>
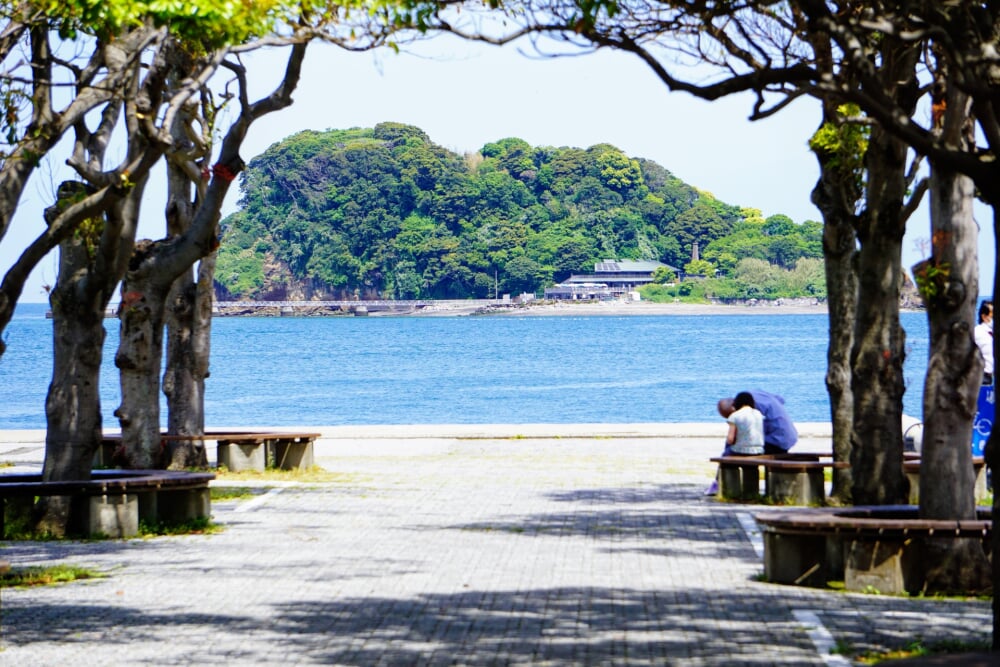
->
<box><xmin>216</xmin><ymin>122</ymin><xmax>823</xmax><ymax>300</ymax></box>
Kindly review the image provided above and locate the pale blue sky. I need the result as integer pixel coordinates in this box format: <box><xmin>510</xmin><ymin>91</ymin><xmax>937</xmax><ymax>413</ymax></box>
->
<box><xmin>2</xmin><ymin>35</ymin><xmax>994</xmax><ymax>302</ymax></box>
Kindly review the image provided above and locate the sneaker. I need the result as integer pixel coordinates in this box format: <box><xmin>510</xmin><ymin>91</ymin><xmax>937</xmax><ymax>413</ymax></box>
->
<box><xmin>703</xmin><ymin>480</ymin><xmax>718</xmax><ymax>496</ymax></box>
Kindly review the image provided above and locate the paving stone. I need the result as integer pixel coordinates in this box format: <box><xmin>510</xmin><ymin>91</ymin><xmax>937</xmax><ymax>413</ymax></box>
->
<box><xmin>0</xmin><ymin>430</ymin><xmax>991</xmax><ymax>665</ymax></box>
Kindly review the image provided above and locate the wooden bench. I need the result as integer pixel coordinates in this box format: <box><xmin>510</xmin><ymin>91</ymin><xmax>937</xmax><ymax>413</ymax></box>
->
<box><xmin>710</xmin><ymin>453</ymin><xmax>847</xmax><ymax>504</ymax></box>
<box><xmin>0</xmin><ymin>469</ymin><xmax>215</xmax><ymax>538</ymax></box>
<box><xmin>903</xmin><ymin>457</ymin><xmax>988</xmax><ymax>504</ymax></box>
<box><xmin>98</xmin><ymin>431</ymin><xmax>321</xmax><ymax>472</ymax></box>
<box><xmin>754</xmin><ymin>505</ymin><xmax>991</xmax><ymax>594</ymax></box>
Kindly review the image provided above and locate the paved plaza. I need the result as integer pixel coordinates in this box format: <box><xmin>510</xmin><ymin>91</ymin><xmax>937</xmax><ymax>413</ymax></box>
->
<box><xmin>0</xmin><ymin>424</ymin><xmax>992</xmax><ymax>666</ymax></box>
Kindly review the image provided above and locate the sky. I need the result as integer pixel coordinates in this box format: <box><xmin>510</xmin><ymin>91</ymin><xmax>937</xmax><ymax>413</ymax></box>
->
<box><xmin>1</xmin><ymin>34</ymin><xmax>994</xmax><ymax>302</ymax></box>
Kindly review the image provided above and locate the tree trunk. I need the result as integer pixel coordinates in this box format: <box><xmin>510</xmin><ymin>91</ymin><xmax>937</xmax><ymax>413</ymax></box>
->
<box><xmin>162</xmin><ymin>257</ymin><xmax>214</xmax><ymax>468</ymax></box>
<box><xmin>114</xmin><ymin>240</ymin><xmax>169</xmax><ymax>469</ymax></box>
<box><xmin>160</xmin><ymin>102</ymin><xmax>213</xmax><ymax>469</ymax></box>
<box><xmin>916</xmin><ymin>160</ymin><xmax>990</xmax><ymax>592</ymax></box>
<box><xmin>823</xmin><ymin>233</ymin><xmax>856</xmax><ymax>505</ymax></box>
<box><xmin>849</xmin><ymin>123</ymin><xmax>909</xmax><ymax>505</ymax></box>
<box><xmin>35</xmin><ymin>185</ymin><xmax>116</xmax><ymax>535</ymax></box>
<box><xmin>809</xmin><ymin>106</ymin><xmax>862</xmax><ymax>505</ymax></box>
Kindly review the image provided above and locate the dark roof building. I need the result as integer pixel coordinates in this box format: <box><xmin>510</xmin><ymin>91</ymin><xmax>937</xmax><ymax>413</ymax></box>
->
<box><xmin>544</xmin><ymin>259</ymin><xmax>680</xmax><ymax>300</ymax></box>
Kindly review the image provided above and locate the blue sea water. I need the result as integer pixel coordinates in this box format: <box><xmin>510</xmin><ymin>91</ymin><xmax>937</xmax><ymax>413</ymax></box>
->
<box><xmin>0</xmin><ymin>303</ymin><xmax>932</xmax><ymax>429</ymax></box>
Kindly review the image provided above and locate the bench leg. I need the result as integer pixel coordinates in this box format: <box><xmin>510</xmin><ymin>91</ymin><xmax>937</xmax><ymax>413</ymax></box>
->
<box><xmin>762</xmin><ymin>528</ymin><xmax>833</xmax><ymax>586</ymax></box>
<box><xmin>83</xmin><ymin>494</ymin><xmax>139</xmax><ymax>538</ymax></box>
<box><xmin>906</xmin><ymin>471</ymin><xmax>921</xmax><ymax>504</ymax></box>
<box><xmin>906</xmin><ymin>469</ymin><xmax>988</xmax><ymax>505</ymax></box>
<box><xmin>718</xmin><ymin>465</ymin><xmax>740</xmax><ymax>499</ymax></box>
<box><xmin>718</xmin><ymin>465</ymin><xmax>759</xmax><ymax>500</ymax></box>
<box><xmin>156</xmin><ymin>488</ymin><xmax>211</xmax><ymax>525</ymax></box>
<box><xmin>271</xmin><ymin>440</ymin><xmax>315</xmax><ymax>470</ymax></box>
<box><xmin>217</xmin><ymin>442</ymin><xmax>266</xmax><ymax>472</ymax></box>
<box><xmin>975</xmin><ymin>467</ymin><xmax>988</xmax><ymax>503</ymax></box>
<box><xmin>768</xmin><ymin>469</ymin><xmax>826</xmax><ymax>505</ymax></box>
<box><xmin>845</xmin><ymin>539</ymin><xmax>920</xmax><ymax>594</ymax></box>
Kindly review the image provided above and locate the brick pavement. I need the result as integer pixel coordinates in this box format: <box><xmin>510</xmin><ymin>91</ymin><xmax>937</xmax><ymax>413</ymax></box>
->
<box><xmin>0</xmin><ymin>427</ymin><xmax>991</xmax><ymax>666</ymax></box>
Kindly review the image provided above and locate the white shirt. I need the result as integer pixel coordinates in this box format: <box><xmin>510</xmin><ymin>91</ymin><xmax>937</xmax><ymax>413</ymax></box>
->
<box><xmin>975</xmin><ymin>320</ymin><xmax>994</xmax><ymax>375</ymax></box>
<box><xmin>727</xmin><ymin>406</ymin><xmax>765</xmax><ymax>454</ymax></box>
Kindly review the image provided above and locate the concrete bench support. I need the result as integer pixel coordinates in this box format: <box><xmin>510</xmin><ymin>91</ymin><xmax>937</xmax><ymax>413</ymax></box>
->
<box><xmin>766</xmin><ymin>465</ymin><xmax>829</xmax><ymax>505</ymax></box>
<box><xmin>86</xmin><ymin>494</ymin><xmax>139</xmax><ymax>538</ymax></box>
<box><xmin>217</xmin><ymin>441</ymin><xmax>267</xmax><ymax>472</ymax></box>
<box><xmin>845</xmin><ymin>538</ymin><xmax>919</xmax><ymax>593</ymax></box>
<box><xmin>157</xmin><ymin>487</ymin><xmax>211</xmax><ymax>524</ymax></box>
<box><xmin>217</xmin><ymin>433</ymin><xmax>319</xmax><ymax>472</ymax></box>
<box><xmin>762</xmin><ymin>530</ymin><xmax>830</xmax><ymax>587</ymax></box>
<box><xmin>718</xmin><ymin>463</ymin><xmax>760</xmax><ymax>500</ymax></box>
<box><xmin>137</xmin><ymin>487</ymin><xmax>211</xmax><ymax>526</ymax></box>
<box><xmin>271</xmin><ymin>438</ymin><xmax>315</xmax><ymax>470</ymax></box>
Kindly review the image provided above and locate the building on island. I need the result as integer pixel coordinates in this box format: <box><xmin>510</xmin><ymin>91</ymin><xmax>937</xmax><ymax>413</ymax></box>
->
<box><xmin>543</xmin><ymin>259</ymin><xmax>679</xmax><ymax>300</ymax></box>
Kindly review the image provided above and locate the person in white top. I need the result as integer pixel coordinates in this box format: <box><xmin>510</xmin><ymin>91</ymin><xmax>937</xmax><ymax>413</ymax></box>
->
<box><xmin>724</xmin><ymin>392</ymin><xmax>765</xmax><ymax>455</ymax></box>
<box><xmin>704</xmin><ymin>392</ymin><xmax>766</xmax><ymax>495</ymax></box>
<box><xmin>974</xmin><ymin>300</ymin><xmax>993</xmax><ymax>384</ymax></box>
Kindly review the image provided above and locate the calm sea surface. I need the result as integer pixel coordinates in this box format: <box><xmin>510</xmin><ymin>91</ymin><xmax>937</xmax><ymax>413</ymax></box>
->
<box><xmin>0</xmin><ymin>303</ymin><xmax>931</xmax><ymax>429</ymax></box>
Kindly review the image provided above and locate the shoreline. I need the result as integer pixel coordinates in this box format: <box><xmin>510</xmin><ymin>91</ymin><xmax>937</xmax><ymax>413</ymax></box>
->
<box><xmin>21</xmin><ymin>298</ymin><xmax>928</xmax><ymax>318</ymax></box>
<box><xmin>404</xmin><ymin>299</ymin><xmax>837</xmax><ymax>317</ymax></box>
<box><xmin>0</xmin><ymin>422</ymin><xmax>835</xmax><ymax>444</ymax></box>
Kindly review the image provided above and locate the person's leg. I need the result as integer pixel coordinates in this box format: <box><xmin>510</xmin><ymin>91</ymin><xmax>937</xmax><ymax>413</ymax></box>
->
<box><xmin>764</xmin><ymin>443</ymin><xmax>784</xmax><ymax>455</ymax></box>
<box><xmin>706</xmin><ymin>442</ymin><xmax>730</xmax><ymax>495</ymax></box>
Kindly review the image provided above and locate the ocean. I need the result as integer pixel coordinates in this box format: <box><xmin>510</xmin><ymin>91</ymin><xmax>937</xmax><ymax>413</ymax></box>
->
<box><xmin>0</xmin><ymin>303</ymin><xmax>931</xmax><ymax>430</ymax></box>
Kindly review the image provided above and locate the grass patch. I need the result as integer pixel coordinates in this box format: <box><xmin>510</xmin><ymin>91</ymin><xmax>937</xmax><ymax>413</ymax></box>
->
<box><xmin>210</xmin><ymin>486</ymin><xmax>257</xmax><ymax>501</ymax></box>
<box><xmin>0</xmin><ymin>564</ymin><xmax>104</xmax><ymax>588</ymax></box>
<box><xmin>856</xmin><ymin>638</ymin><xmax>991</xmax><ymax>664</ymax></box>
<box><xmin>138</xmin><ymin>516</ymin><xmax>223</xmax><ymax>537</ymax></box>
<box><xmin>213</xmin><ymin>465</ymin><xmax>360</xmax><ymax>484</ymax></box>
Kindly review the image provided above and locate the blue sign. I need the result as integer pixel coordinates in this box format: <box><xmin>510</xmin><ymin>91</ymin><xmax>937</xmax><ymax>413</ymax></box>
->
<box><xmin>972</xmin><ymin>384</ymin><xmax>994</xmax><ymax>457</ymax></box>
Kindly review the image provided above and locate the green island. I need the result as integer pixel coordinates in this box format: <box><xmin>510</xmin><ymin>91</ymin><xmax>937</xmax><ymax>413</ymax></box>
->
<box><xmin>216</xmin><ymin>123</ymin><xmax>826</xmax><ymax>303</ymax></box>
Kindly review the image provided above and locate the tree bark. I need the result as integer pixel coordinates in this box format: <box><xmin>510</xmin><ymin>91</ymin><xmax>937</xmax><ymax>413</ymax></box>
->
<box><xmin>162</xmin><ymin>258</ymin><xmax>214</xmax><ymax>468</ymax></box>
<box><xmin>114</xmin><ymin>240</ymin><xmax>170</xmax><ymax>469</ymax></box>
<box><xmin>916</xmin><ymin>157</ymin><xmax>990</xmax><ymax>593</ymax></box>
<box><xmin>809</xmin><ymin>104</ymin><xmax>861</xmax><ymax>505</ymax></box>
<box><xmin>848</xmin><ymin>121</ymin><xmax>910</xmax><ymax>505</ymax></box>
<box><xmin>33</xmin><ymin>181</ymin><xmax>133</xmax><ymax>535</ymax></box>
<box><xmin>36</xmin><ymin>211</ymin><xmax>108</xmax><ymax>535</ymax></box>
<box><xmin>161</xmin><ymin>94</ymin><xmax>212</xmax><ymax>469</ymax></box>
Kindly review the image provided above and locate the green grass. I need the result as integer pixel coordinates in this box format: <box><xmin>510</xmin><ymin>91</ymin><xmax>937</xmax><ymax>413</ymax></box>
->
<box><xmin>137</xmin><ymin>516</ymin><xmax>223</xmax><ymax>537</ymax></box>
<box><xmin>855</xmin><ymin>638</ymin><xmax>991</xmax><ymax>664</ymax></box>
<box><xmin>213</xmin><ymin>465</ymin><xmax>362</xmax><ymax>484</ymax></box>
<box><xmin>0</xmin><ymin>564</ymin><xmax>104</xmax><ymax>588</ymax></box>
<box><xmin>210</xmin><ymin>486</ymin><xmax>257</xmax><ymax>501</ymax></box>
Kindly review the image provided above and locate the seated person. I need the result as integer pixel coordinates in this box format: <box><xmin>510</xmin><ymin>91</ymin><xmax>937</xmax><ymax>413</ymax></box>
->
<box><xmin>717</xmin><ymin>389</ymin><xmax>798</xmax><ymax>454</ymax></box>
<box><xmin>723</xmin><ymin>391</ymin><xmax>765</xmax><ymax>456</ymax></box>
<box><xmin>705</xmin><ymin>392</ymin><xmax>765</xmax><ymax>495</ymax></box>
